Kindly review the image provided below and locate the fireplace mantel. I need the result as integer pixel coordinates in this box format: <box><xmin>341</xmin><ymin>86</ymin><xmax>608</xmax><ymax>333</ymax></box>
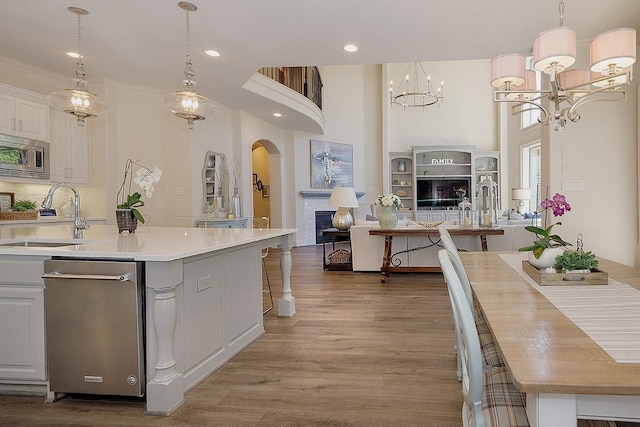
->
<box><xmin>299</xmin><ymin>190</ymin><xmax>365</xmax><ymax>198</ymax></box>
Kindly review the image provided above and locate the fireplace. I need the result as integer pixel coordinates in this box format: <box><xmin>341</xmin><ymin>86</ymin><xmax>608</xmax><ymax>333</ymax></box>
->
<box><xmin>315</xmin><ymin>210</ymin><xmax>350</xmax><ymax>244</ymax></box>
<box><xmin>300</xmin><ymin>189</ymin><xmax>365</xmax><ymax>246</ymax></box>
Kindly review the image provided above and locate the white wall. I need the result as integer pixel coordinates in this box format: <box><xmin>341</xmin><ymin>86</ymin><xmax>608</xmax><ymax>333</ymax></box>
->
<box><xmin>387</xmin><ymin>59</ymin><xmax>497</xmax><ymax>152</ymax></box>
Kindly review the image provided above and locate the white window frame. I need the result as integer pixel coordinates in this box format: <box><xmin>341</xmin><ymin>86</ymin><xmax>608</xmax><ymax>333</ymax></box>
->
<box><xmin>521</xmin><ymin>57</ymin><xmax>542</xmax><ymax>130</ymax></box>
<box><xmin>521</xmin><ymin>140</ymin><xmax>541</xmax><ymax>213</ymax></box>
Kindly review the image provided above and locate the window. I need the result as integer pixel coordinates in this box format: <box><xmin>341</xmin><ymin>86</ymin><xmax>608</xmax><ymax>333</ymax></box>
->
<box><xmin>521</xmin><ymin>141</ymin><xmax>541</xmax><ymax>213</ymax></box>
<box><xmin>521</xmin><ymin>57</ymin><xmax>541</xmax><ymax>130</ymax></box>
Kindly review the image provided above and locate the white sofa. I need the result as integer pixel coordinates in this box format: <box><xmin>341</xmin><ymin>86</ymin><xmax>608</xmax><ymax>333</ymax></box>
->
<box><xmin>349</xmin><ymin>219</ymin><xmax>534</xmax><ymax>272</ymax></box>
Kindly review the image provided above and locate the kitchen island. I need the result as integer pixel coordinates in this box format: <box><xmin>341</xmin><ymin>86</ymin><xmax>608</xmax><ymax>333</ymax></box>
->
<box><xmin>0</xmin><ymin>224</ymin><xmax>296</xmax><ymax>416</ymax></box>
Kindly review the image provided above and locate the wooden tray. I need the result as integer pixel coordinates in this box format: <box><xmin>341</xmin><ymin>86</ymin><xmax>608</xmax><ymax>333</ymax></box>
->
<box><xmin>522</xmin><ymin>260</ymin><xmax>608</xmax><ymax>286</ymax></box>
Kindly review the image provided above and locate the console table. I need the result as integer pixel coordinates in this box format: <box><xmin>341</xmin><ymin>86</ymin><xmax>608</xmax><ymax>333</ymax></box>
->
<box><xmin>369</xmin><ymin>226</ymin><xmax>504</xmax><ymax>282</ymax></box>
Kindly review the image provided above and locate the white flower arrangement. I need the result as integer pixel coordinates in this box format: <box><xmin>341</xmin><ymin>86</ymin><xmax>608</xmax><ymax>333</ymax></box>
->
<box><xmin>116</xmin><ymin>159</ymin><xmax>162</xmax><ymax>223</ymax></box>
<box><xmin>375</xmin><ymin>193</ymin><xmax>402</xmax><ymax>209</ymax></box>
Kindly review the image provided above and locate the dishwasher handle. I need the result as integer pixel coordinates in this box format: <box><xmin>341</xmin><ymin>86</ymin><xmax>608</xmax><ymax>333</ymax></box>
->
<box><xmin>42</xmin><ymin>272</ymin><xmax>135</xmax><ymax>282</ymax></box>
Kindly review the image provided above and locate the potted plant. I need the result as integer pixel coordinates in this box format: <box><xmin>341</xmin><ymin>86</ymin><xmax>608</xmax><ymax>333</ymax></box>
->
<box><xmin>554</xmin><ymin>249</ymin><xmax>599</xmax><ymax>273</ymax></box>
<box><xmin>0</xmin><ymin>199</ymin><xmax>38</xmax><ymax>220</ymax></box>
<box><xmin>116</xmin><ymin>159</ymin><xmax>162</xmax><ymax>233</ymax></box>
<box><xmin>518</xmin><ymin>192</ymin><xmax>572</xmax><ymax>269</ymax></box>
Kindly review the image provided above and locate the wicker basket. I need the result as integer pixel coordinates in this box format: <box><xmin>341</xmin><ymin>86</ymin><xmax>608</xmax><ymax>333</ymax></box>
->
<box><xmin>327</xmin><ymin>248</ymin><xmax>351</xmax><ymax>264</ymax></box>
<box><xmin>0</xmin><ymin>210</ymin><xmax>38</xmax><ymax>220</ymax></box>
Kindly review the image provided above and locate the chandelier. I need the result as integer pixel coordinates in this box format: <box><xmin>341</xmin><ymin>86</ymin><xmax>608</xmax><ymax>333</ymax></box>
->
<box><xmin>50</xmin><ymin>7</ymin><xmax>108</xmax><ymax>127</ymax></box>
<box><xmin>162</xmin><ymin>2</ymin><xmax>215</xmax><ymax>130</ymax></box>
<box><xmin>389</xmin><ymin>62</ymin><xmax>444</xmax><ymax>109</ymax></box>
<box><xmin>491</xmin><ymin>0</ymin><xmax>636</xmax><ymax>131</ymax></box>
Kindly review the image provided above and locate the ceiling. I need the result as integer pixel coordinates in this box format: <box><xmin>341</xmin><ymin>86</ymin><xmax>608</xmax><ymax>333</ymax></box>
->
<box><xmin>1</xmin><ymin>0</ymin><xmax>639</xmax><ymax>131</ymax></box>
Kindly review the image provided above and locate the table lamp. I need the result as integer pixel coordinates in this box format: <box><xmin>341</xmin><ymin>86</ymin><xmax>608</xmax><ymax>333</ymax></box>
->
<box><xmin>328</xmin><ymin>187</ymin><xmax>359</xmax><ymax>230</ymax></box>
<box><xmin>511</xmin><ymin>188</ymin><xmax>530</xmax><ymax>214</ymax></box>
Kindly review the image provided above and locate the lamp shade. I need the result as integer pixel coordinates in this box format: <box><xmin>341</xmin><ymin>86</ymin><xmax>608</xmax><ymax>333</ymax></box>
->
<box><xmin>491</xmin><ymin>54</ymin><xmax>526</xmax><ymax>88</ymax></box>
<box><xmin>590</xmin><ymin>28</ymin><xmax>636</xmax><ymax>74</ymax></box>
<box><xmin>533</xmin><ymin>27</ymin><xmax>576</xmax><ymax>73</ymax></box>
<box><xmin>328</xmin><ymin>187</ymin><xmax>359</xmax><ymax>208</ymax></box>
<box><xmin>558</xmin><ymin>69</ymin><xmax>590</xmax><ymax>91</ymax></box>
<box><xmin>511</xmin><ymin>188</ymin><xmax>530</xmax><ymax>200</ymax></box>
<box><xmin>505</xmin><ymin>70</ymin><xmax>537</xmax><ymax>100</ymax></box>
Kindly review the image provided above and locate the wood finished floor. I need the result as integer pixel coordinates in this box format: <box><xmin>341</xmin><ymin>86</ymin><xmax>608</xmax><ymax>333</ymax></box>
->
<box><xmin>0</xmin><ymin>245</ymin><xmax>463</xmax><ymax>426</ymax></box>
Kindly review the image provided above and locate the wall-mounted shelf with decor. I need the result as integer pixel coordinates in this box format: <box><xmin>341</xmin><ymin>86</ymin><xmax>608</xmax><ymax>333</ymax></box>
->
<box><xmin>389</xmin><ymin>152</ymin><xmax>413</xmax><ymax>212</ymax></box>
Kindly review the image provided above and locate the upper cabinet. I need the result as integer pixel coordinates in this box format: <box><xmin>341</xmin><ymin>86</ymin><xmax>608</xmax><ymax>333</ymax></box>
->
<box><xmin>49</xmin><ymin>110</ymin><xmax>89</xmax><ymax>184</ymax></box>
<box><xmin>0</xmin><ymin>84</ymin><xmax>49</xmax><ymax>141</ymax></box>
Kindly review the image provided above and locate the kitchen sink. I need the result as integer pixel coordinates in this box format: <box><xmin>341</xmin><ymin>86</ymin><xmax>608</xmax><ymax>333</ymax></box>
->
<box><xmin>0</xmin><ymin>240</ymin><xmax>82</xmax><ymax>248</ymax></box>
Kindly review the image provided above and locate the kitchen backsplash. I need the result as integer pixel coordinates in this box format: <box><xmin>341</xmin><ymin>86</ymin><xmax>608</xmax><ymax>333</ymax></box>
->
<box><xmin>0</xmin><ymin>182</ymin><xmax>73</xmax><ymax>215</ymax></box>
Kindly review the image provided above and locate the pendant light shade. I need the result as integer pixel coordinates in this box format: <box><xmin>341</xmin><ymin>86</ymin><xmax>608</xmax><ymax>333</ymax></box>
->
<box><xmin>505</xmin><ymin>70</ymin><xmax>537</xmax><ymax>100</ymax></box>
<box><xmin>491</xmin><ymin>53</ymin><xmax>526</xmax><ymax>89</ymax></box>
<box><xmin>162</xmin><ymin>2</ymin><xmax>215</xmax><ymax>130</ymax></box>
<box><xmin>50</xmin><ymin>7</ymin><xmax>108</xmax><ymax>126</ymax></box>
<box><xmin>590</xmin><ymin>28</ymin><xmax>637</xmax><ymax>74</ymax></box>
<box><xmin>533</xmin><ymin>27</ymin><xmax>576</xmax><ymax>74</ymax></box>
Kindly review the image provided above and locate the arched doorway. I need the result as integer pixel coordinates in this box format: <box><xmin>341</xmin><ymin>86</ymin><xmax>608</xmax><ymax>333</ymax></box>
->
<box><xmin>251</xmin><ymin>139</ymin><xmax>282</xmax><ymax>227</ymax></box>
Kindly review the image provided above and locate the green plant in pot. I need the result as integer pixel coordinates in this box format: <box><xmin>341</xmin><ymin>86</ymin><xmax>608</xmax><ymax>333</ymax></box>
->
<box><xmin>11</xmin><ymin>200</ymin><xmax>37</xmax><ymax>211</ymax></box>
<box><xmin>554</xmin><ymin>249</ymin><xmax>599</xmax><ymax>273</ymax></box>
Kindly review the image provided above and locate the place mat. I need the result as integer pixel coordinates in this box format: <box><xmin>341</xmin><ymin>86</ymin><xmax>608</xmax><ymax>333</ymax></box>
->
<box><xmin>498</xmin><ymin>253</ymin><xmax>640</xmax><ymax>364</ymax></box>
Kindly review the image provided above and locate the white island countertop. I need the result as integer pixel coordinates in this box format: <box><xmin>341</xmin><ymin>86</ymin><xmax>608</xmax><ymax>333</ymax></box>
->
<box><xmin>0</xmin><ymin>224</ymin><xmax>297</xmax><ymax>261</ymax></box>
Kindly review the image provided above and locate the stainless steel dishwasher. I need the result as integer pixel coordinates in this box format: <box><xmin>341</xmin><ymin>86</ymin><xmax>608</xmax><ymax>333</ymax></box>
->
<box><xmin>43</xmin><ymin>259</ymin><xmax>145</xmax><ymax>397</ymax></box>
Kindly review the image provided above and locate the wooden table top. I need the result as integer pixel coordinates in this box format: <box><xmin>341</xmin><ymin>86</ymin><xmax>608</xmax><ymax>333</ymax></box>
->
<box><xmin>460</xmin><ymin>251</ymin><xmax>640</xmax><ymax>395</ymax></box>
<box><xmin>368</xmin><ymin>226</ymin><xmax>504</xmax><ymax>237</ymax></box>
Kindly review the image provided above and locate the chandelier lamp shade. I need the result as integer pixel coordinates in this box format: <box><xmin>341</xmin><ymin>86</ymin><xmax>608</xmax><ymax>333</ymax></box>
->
<box><xmin>389</xmin><ymin>62</ymin><xmax>444</xmax><ymax>109</ymax></box>
<box><xmin>490</xmin><ymin>0</ymin><xmax>636</xmax><ymax>132</ymax></box>
<box><xmin>162</xmin><ymin>2</ymin><xmax>216</xmax><ymax>130</ymax></box>
<box><xmin>49</xmin><ymin>7</ymin><xmax>108</xmax><ymax>127</ymax></box>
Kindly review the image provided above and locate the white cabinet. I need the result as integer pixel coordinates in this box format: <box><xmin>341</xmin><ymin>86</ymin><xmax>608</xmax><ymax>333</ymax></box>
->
<box><xmin>412</xmin><ymin>145</ymin><xmax>475</xmax><ymax>214</ymax></box>
<box><xmin>389</xmin><ymin>152</ymin><xmax>413</xmax><ymax>213</ymax></box>
<box><xmin>0</xmin><ymin>84</ymin><xmax>49</xmax><ymax>141</ymax></box>
<box><xmin>0</xmin><ymin>258</ymin><xmax>46</xmax><ymax>381</ymax></box>
<box><xmin>49</xmin><ymin>110</ymin><xmax>89</xmax><ymax>183</ymax></box>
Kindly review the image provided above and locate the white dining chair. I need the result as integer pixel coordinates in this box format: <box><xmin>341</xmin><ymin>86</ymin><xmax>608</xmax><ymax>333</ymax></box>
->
<box><xmin>439</xmin><ymin>249</ymin><xmax>529</xmax><ymax>427</ymax></box>
<box><xmin>438</xmin><ymin>226</ymin><xmax>504</xmax><ymax>371</ymax></box>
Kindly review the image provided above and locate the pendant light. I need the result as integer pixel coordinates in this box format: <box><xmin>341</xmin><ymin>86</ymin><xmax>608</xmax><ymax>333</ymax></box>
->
<box><xmin>490</xmin><ymin>0</ymin><xmax>636</xmax><ymax>131</ymax></box>
<box><xmin>162</xmin><ymin>2</ymin><xmax>216</xmax><ymax>130</ymax></box>
<box><xmin>50</xmin><ymin>7</ymin><xmax>108</xmax><ymax>127</ymax></box>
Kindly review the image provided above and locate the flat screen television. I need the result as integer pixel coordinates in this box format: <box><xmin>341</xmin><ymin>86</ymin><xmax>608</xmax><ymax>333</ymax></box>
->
<box><xmin>416</xmin><ymin>177</ymin><xmax>470</xmax><ymax>209</ymax></box>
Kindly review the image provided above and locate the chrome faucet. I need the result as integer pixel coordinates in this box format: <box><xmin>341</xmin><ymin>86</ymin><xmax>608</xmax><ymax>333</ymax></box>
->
<box><xmin>42</xmin><ymin>182</ymin><xmax>90</xmax><ymax>239</ymax></box>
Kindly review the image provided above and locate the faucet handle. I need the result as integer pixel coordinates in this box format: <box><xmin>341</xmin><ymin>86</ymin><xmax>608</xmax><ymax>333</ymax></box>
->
<box><xmin>80</xmin><ymin>217</ymin><xmax>90</xmax><ymax>231</ymax></box>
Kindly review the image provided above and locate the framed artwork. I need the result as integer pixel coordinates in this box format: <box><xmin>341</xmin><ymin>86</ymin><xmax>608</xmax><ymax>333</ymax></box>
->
<box><xmin>0</xmin><ymin>192</ymin><xmax>14</xmax><ymax>211</ymax></box>
<box><xmin>262</xmin><ymin>185</ymin><xmax>270</xmax><ymax>198</ymax></box>
<box><xmin>310</xmin><ymin>140</ymin><xmax>353</xmax><ymax>188</ymax></box>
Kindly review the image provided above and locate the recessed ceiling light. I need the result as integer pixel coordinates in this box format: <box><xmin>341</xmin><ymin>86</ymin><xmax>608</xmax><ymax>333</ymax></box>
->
<box><xmin>204</xmin><ymin>49</ymin><xmax>221</xmax><ymax>57</ymax></box>
<box><xmin>272</xmin><ymin>112</ymin><xmax>282</xmax><ymax>118</ymax></box>
<box><xmin>65</xmin><ymin>51</ymin><xmax>82</xmax><ymax>59</ymax></box>
<box><xmin>342</xmin><ymin>44</ymin><xmax>358</xmax><ymax>53</ymax></box>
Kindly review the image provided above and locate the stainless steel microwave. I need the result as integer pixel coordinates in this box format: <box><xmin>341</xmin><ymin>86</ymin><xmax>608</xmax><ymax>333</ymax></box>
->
<box><xmin>0</xmin><ymin>133</ymin><xmax>49</xmax><ymax>180</ymax></box>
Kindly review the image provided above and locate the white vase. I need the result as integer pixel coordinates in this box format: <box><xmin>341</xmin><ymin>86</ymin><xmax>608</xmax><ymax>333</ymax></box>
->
<box><xmin>527</xmin><ymin>247</ymin><xmax>565</xmax><ymax>269</ymax></box>
<box><xmin>378</xmin><ymin>205</ymin><xmax>398</xmax><ymax>229</ymax></box>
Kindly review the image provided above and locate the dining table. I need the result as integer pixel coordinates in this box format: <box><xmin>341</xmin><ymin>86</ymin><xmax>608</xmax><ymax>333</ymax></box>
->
<box><xmin>460</xmin><ymin>251</ymin><xmax>640</xmax><ymax>427</ymax></box>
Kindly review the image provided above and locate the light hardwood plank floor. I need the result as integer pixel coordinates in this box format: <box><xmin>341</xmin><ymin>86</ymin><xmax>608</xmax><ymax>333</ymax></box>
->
<box><xmin>0</xmin><ymin>245</ymin><xmax>463</xmax><ymax>426</ymax></box>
